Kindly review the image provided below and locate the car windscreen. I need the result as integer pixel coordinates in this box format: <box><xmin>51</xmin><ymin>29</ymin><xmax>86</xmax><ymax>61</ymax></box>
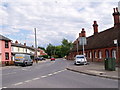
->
<box><xmin>76</xmin><ymin>56</ymin><xmax>84</xmax><ymax>58</ymax></box>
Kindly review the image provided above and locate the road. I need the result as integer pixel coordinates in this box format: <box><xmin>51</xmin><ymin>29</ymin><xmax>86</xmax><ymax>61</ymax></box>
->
<box><xmin>2</xmin><ymin>59</ymin><xmax>118</xmax><ymax>88</ymax></box>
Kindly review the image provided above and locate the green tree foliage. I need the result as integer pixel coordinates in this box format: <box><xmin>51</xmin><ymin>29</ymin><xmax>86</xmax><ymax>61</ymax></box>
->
<box><xmin>38</xmin><ymin>46</ymin><xmax>45</xmax><ymax>51</ymax></box>
<box><xmin>61</xmin><ymin>38</ymin><xmax>73</xmax><ymax>57</ymax></box>
<box><xmin>46</xmin><ymin>43</ymin><xmax>55</xmax><ymax>57</ymax></box>
<box><xmin>45</xmin><ymin>39</ymin><xmax>73</xmax><ymax>58</ymax></box>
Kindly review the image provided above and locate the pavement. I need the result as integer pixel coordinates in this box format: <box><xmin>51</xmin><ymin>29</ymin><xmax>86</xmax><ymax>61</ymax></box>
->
<box><xmin>66</xmin><ymin>61</ymin><xmax>120</xmax><ymax>80</ymax></box>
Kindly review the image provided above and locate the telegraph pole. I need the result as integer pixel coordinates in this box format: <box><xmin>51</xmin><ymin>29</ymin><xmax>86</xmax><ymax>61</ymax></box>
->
<box><xmin>34</xmin><ymin>28</ymin><xmax>37</xmax><ymax>58</ymax></box>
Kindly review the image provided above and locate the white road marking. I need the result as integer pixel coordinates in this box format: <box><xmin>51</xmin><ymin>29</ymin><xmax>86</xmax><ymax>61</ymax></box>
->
<box><xmin>41</xmin><ymin>75</ymin><xmax>48</xmax><ymax>78</ymax></box>
<box><xmin>53</xmin><ymin>72</ymin><xmax>59</xmax><ymax>74</ymax></box>
<box><xmin>32</xmin><ymin>78</ymin><xmax>40</xmax><ymax>80</ymax></box>
<box><xmin>24</xmin><ymin>80</ymin><xmax>32</xmax><ymax>83</ymax></box>
<box><xmin>48</xmin><ymin>74</ymin><xmax>53</xmax><ymax>76</ymax></box>
<box><xmin>2</xmin><ymin>87</ymin><xmax>7</xmax><ymax>88</ymax></box>
<box><xmin>11</xmin><ymin>69</ymin><xmax>66</xmax><ymax>86</ymax></box>
<box><xmin>13</xmin><ymin>82</ymin><xmax>23</xmax><ymax>86</ymax></box>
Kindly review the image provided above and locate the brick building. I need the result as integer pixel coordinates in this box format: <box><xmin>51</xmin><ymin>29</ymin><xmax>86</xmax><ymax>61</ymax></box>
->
<box><xmin>0</xmin><ymin>35</ymin><xmax>12</xmax><ymax>65</ymax></box>
<box><xmin>67</xmin><ymin>7</ymin><xmax>120</xmax><ymax>63</ymax></box>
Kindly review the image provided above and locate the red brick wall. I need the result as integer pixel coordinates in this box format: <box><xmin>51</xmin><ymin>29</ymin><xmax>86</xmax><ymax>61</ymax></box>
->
<box><xmin>67</xmin><ymin>46</ymin><xmax>119</xmax><ymax>63</ymax></box>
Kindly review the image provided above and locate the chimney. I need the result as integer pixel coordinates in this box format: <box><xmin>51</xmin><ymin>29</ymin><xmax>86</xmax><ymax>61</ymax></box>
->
<box><xmin>81</xmin><ymin>28</ymin><xmax>86</xmax><ymax>37</ymax></box>
<box><xmin>24</xmin><ymin>43</ymin><xmax>26</xmax><ymax>46</ymax></box>
<box><xmin>113</xmin><ymin>7</ymin><xmax>120</xmax><ymax>27</ymax></box>
<box><xmin>15</xmin><ymin>40</ymin><xmax>18</xmax><ymax>44</ymax></box>
<box><xmin>93</xmin><ymin>21</ymin><xmax>98</xmax><ymax>35</ymax></box>
<box><xmin>79</xmin><ymin>33</ymin><xmax>82</xmax><ymax>37</ymax></box>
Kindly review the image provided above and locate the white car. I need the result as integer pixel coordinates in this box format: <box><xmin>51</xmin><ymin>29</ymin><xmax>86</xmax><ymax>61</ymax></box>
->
<box><xmin>74</xmin><ymin>55</ymin><xmax>88</xmax><ymax>65</ymax></box>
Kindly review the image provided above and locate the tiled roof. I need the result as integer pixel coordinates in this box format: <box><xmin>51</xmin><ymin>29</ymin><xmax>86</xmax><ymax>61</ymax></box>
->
<box><xmin>72</xmin><ymin>26</ymin><xmax>119</xmax><ymax>52</ymax></box>
<box><xmin>0</xmin><ymin>34</ymin><xmax>11</xmax><ymax>41</ymax></box>
<box><xmin>11</xmin><ymin>43</ymin><xmax>35</xmax><ymax>51</ymax></box>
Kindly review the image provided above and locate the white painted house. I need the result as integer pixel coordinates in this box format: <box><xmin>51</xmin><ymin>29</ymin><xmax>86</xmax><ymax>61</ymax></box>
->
<box><xmin>11</xmin><ymin>41</ymin><xmax>35</xmax><ymax>61</ymax></box>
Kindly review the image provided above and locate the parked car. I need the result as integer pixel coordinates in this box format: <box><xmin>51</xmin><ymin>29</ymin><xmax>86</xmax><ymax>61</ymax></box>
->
<box><xmin>51</xmin><ymin>57</ymin><xmax>55</xmax><ymax>61</ymax></box>
<box><xmin>40</xmin><ymin>57</ymin><xmax>46</xmax><ymax>60</ymax></box>
<box><xmin>14</xmin><ymin>54</ymin><xmax>33</xmax><ymax>66</ymax></box>
<box><xmin>35</xmin><ymin>57</ymin><xmax>45</xmax><ymax>61</ymax></box>
<box><xmin>74</xmin><ymin>55</ymin><xmax>88</xmax><ymax>65</ymax></box>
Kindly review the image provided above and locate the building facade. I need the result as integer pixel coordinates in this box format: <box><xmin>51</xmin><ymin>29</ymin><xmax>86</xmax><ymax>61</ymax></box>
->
<box><xmin>11</xmin><ymin>41</ymin><xmax>35</xmax><ymax>61</ymax></box>
<box><xmin>0</xmin><ymin>35</ymin><xmax>12</xmax><ymax>65</ymax></box>
<box><xmin>68</xmin><ymin>7</ymin><xmax>120</xmax><ymax>63</ymax></box>
<box><xmin>37</xmin><ymin>48</ymin><xmax>47</xmax><ymax>57</ymax></box>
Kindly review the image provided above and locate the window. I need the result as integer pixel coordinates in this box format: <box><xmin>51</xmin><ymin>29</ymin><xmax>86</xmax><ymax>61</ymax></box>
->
<box><xmin>90</xmin><ymin>51</ymin><xmax>92</xmax><ymax>59</ymax></box>
<box><xmin>5</xmin><ymin>53</ymin><xmax>9</xmax><ymax>60</ymax></box>
<box><xmin>112</xmin><ymin>50</ymin><xmax>116</xmax><ymax>59</ymax></box>
<box><xmin>5</xmin><ymin>41</ymin><xmax>9</xmax><ymax>48</ymax></box>
<box><xmin>94</xmin><ymin>51</ymin><xmax>97</xmax><ymax>58</ymax></box>
<box><xmin>105</xmin><ymin>50</ymin><xmax>109</xmax><ymax>58</ymax></box>
<box><xmin>98</xmin><ymin>51</ymin><xmax>102</xmax><ymax>59</ymax></box>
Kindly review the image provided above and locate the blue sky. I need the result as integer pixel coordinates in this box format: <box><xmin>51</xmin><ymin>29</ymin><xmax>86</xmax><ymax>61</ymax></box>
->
<box><xmin>0</xmin><ymin>0</ymin><xmax>119</xmax><ymax>48</ymax></box>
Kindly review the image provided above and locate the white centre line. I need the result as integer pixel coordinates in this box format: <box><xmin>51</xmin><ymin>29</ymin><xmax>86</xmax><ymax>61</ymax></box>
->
<box><xmin>24</xmin><ymin>80</ymin><xmax>32</xmax><ymax>83</ymax></box>
<box><xmin>13</xmin><ymin>82</ymin><xmax>23</xmax><ymax>86</ymax></box>
<box><xmin>2</xmin><ymin>87</ymin><xmax>7</xmax><ymax>88</ymax></box>
<box><xmin>48</xmin><ymin>74</ymin><xmax>53</xmax><ymax>76</ymax></box>
<box><xmin>41</xmin><ymin>75</ymin><xmax>48</xmax><ymax>78</ymax></box>
<box><xmin>32</xmin><ymin>78</ymin><xmax>40</xmax><ymax>80</ymax></box>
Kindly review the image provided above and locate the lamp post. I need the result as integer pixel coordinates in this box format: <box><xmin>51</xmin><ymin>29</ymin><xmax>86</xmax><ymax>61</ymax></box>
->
<box><xmin>76</xmin><ymin>39</ymin><xmax>79</xmax><ymax>55</ymax></box>
<box><xmin>114</xmin><ymin>39</ymin><xmax>118</xmax><ymax>62</ymax></box>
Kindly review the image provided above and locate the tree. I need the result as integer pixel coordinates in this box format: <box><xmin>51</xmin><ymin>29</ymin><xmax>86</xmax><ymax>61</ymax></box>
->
<box><xmin>61</xmin><ymin>38</ymin><xmax>73</xmax><ymax>57</ymax></box>
<box><xmin>38</xmin><ymin>46</ymin><xmax>45</xmax><ymax>51</ymax></box>
<box><xmin>46</xmin><ymin>43</ymin><xmax>55</xmax><ymax>57</ymax></box>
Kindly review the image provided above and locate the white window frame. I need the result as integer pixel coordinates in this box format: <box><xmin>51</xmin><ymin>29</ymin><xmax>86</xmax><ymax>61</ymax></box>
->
<box><xmin>98</xmin><ymin>51</ymin><xmax>102</xmax><ymax>59</ymax></box>
<box><xmin>112</xmin><ymin>50</ymin><xmax>116</xmax><ymax>59</ymax></box>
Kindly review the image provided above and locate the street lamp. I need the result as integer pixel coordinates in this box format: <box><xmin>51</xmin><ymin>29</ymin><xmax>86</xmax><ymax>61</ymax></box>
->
<box><xmin>114</xmin><ymin>39</ymin><xmax>118</xmax><ymax>61</ymax></box>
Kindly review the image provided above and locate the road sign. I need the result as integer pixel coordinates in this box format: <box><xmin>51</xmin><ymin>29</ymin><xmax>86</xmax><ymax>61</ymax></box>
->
<box><xmin>79</xmin><ymin>37</ymin><xmax>87</xmax><ymax>45</ymax></box>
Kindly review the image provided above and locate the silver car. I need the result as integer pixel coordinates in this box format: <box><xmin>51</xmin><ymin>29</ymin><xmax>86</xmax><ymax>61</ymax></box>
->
<box><xmin>74</xmin><ymin>55</ymin><xmax>87</xmax><ymax>65</ymax></box>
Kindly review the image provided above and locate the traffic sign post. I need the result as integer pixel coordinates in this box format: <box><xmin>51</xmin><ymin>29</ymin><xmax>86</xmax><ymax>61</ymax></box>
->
<box><xmin>79</xmin><ymin>37</ymin><xmax>87</xmax><ymax>55</ymax></box>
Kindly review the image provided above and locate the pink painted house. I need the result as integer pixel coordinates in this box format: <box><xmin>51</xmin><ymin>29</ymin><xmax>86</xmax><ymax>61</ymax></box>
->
<box><xmin>0</xmin><ymin>35</ymin><xmax>11</xmax><ymax>65</ymax></box>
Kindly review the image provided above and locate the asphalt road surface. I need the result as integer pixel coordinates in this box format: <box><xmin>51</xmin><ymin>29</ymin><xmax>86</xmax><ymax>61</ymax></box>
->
<box><xmin>1</xmin><ymin>59</ymin><xmax>118</xmax><ymax>88</ymax></box>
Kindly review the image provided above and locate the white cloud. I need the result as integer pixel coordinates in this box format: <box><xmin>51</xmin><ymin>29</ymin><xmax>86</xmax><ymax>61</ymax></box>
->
<box><xmin>0</xmin><ymin>0</ymin><xmax>119</xmax><ymax>47</ymax></box>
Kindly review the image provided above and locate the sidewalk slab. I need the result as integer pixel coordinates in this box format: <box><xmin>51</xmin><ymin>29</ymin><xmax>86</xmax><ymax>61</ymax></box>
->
<box><xmin>66</xmin><ymin>62</ymin><xmax>120</xmax><ymax>80</ymax></box>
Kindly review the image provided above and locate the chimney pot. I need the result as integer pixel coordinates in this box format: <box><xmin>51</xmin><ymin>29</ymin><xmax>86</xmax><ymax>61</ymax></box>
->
<box><xmin>24</xmin><ymin>43</ymin><xmax>26</xmax><ymax>46</ymax></box>
<box><xmin>94</xmin><ymin>21</ymin><xmax>97</xmax><ymax>24</ymax></box>
<box><xmin>116</xmin><ymin>7</ymin><xmax>119</xmax><ymax>12</ymax></box>
<box><xmin>113</xmin><ymin>8</ymin><xmax>116</xmax><ymax>13</ymax></box>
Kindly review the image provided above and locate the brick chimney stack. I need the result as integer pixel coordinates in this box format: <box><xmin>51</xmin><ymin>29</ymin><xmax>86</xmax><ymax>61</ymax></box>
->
<box><xmin>113</xmin><ymin>7</ymin><xmax>120</xmax><ymax>27</ymax></box>
<box><xmin>81</xmin><ymin>28</ymin><xmax>86</xmax><ymax>37</ymax></box>
<box><xmin>15</xmin><ymin>40</ymin><xmax>18</xmax><ymax>44</ymax></box>
<box><xmin>24</xmin><ymin>43</ymin><xmax>26</xmax><ymax>46</ymax></box>
<box><xmin>93</xmin><ymin>21</ymin><xmax>98</xmax><ymax>35</ymax></box>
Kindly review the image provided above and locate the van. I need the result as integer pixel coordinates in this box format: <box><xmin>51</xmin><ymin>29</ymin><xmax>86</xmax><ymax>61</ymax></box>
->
<box><xmin>74</xmin><ymin>55</ymin><xmax>88</xmax><ymax>65</ymax></box>
<box><xmin>14</xmin><ymin>54</ymin><xmax>33</xmax><ymax>66</ymax></box>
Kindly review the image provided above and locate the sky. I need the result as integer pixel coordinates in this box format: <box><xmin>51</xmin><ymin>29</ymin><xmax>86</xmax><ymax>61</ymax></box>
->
<box><xmin>0</xmin><ymin>0</ymin><xmax>119</xmax><ymax>48</ymax></box>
